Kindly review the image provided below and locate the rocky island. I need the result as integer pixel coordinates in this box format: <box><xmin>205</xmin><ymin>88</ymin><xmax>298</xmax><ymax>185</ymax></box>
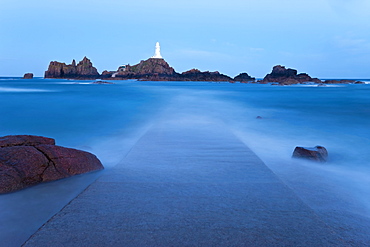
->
<box><xmin>45</xmin><ymin>42</ymin><xmax>254</xmax><ymax>82</ymax></box>
<box><xmin>260</xmin><ymin>65</ymin><xmax>322</xmax><ymax>85</ymax></box>
<box><xmin>23</xmin><ymin>73</ymin><xmax>33</xmax><ymax>79</ymax></box>
<box><xmin>45</xmin><ymin>57</ymin><xmax>100</xmax><ymax>80</ymax></box>
<box><xmin>43</xmin><ymin>43</ymin><xmax>363</xmax><ymax>84</ymax></box>
<box><xmin>46</xmin><ymin>56</ymin><xmax>240</xmax><ymax>82</ymax></box>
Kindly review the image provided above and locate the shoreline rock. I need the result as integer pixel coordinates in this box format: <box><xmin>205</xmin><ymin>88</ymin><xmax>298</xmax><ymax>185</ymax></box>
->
<box><xmin>0</xmin><ymin>135</ymin><xmax>104</xmax><ymax>194</ymax></box>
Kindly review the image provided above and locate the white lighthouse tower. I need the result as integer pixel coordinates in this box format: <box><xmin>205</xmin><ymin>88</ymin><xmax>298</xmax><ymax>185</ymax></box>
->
<box><xmin>151</xmin><ymin>42</ymin><xmax>163</xmax><ymax>59</ymax></box>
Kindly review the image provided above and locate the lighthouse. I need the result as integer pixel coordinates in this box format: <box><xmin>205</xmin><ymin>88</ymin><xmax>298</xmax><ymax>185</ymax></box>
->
<box><xmin>151</xmin><ymin>42</ymin><xmax>163</xmax><ymax>59</ymax></box>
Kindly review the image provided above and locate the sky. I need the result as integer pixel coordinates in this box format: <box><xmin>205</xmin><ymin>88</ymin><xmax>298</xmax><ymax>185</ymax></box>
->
<box><xmin>1</xmin><ymin>0</ymin><xmax>369</xmax><ymax>78</ymax></box>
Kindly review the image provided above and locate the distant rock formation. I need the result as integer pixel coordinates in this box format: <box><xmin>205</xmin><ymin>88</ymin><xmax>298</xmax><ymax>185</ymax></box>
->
<box><xmin>0</xmin><ymin>135</ymin><xmax>103</xmax><ymax>194</ymax></box>
<box><xmin>44</xmin><ymin>55</ymin><xmax>252</xmax><ymax>82</ymax></box>
<box><xmin>110</xmin><ymin>58</ymin><xmax>177</xmax><ymax>80</ymax></box>
<box><xmin>178</xmin><ymin>69</ymin><xmax>233</xmax><ymax>82</ymax></box>
<box><xmin>45</xmin><ymin>57</ymin><xmax>100</xmax><ymax>79</ymax></box>
<box><xmin>234</xmin><ymin>72</ymin><xmax>255</xmax><ymax>82</ymax></box>
<box><xmin>261</xmin><ymin>65</ymin><xmax>321</xmax><ymax>84</ymax></box>
<box><xmin>23</xmin><ymin>73</ymin><xmax>33</xmax><ymax>79</ymax></box>
<box><xmin>322</xmin><ymin>79</ymin><xmax>364</xmax><ymax>84</ymax></box>
<box><xmin>104</xmin><ymin>58</ymin><xmax>233</xmax><ymax>82</ymax></box>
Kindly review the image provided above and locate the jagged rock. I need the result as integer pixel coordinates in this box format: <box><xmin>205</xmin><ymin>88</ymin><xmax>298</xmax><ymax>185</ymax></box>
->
<box><xmin>292</xmin><ymin>145</ymin><xmax>328</xmax><ymax>162</ymax></box>
<box><xmin>262</xmin><ymin>65</ymin><xmax>321</xmax><ymax>84</ymax></box>
<box><xmin>234</xmin><ymin>73</ymin><xmax>255</xmax><ymax>82</ymax></box>
<box><xmin>0</xmin><ymin>135</ymin><xmax>103</xmax><ymax>193</ymax></box>
<box><xmin>76</xmin><ymin>57</ymin><xmax>100</xmax><ymax>76</ymax></box>
<box><xmin>23</xmin><ymin>73</ymin><xmax>33</xmax><ymax>79</ymax></box>
<box><xmin>44</xmin><ymin>57</ymin><xmax>100</xmax><ymax>79</ymax></box>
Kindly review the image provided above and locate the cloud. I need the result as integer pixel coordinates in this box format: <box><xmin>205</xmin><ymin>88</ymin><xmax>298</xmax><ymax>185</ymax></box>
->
<box><xmin>177</xmin><ymin>49</ymin><xmax>232</xmax><ymax>60</ymax></box>
<box><xmin>335</xmin><ymin>36</ymin><xmax>370</xmax><ymax>54</ymax></box>
<box><xmin>328</xmin><ymin>0</ymin><xmax>370</xmax><ymax>23</ymax></box>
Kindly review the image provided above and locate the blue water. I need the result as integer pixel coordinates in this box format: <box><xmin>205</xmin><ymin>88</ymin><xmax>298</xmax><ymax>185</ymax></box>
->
<box><xmin>1</xmin><ymin>78</ymin><xmax>370</xmax><ymax>171</ymax></box>
<box><xmin>1</xmin><ymin>77</ymin><xmax>370</xmax><ymax>244</ymax></box>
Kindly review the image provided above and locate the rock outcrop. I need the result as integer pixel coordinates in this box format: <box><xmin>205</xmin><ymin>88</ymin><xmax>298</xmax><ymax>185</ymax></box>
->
<box><xmin>44</xmin><ymin>57</ymin><xmax>100</xmax><ymax>79</ymax></box>
<box><xmin>110</xmin><ymin>58</ymin><xmax>177</xmax><ymax>80</ymax></box>
<box><xmin>106</xmin><ymin>58</ymin><xmax>233</xmax><ymax>82</ymax></box>
<box><xmin>261</xmin><ymin>65</ymin><xmax>321</xmax><ymax>84</ymax></box>
<box><xmin>292</xmin><ymin>145</ymin><xmax>328</xmax><ymax>162</ymax></box>
<box><xmin>323</xmin><ymin>79</ymin><xmax>364</xmax><ymax>84</ymax></box>
<box><xmin>234</xmin><ymin>73</ymin><xmax>255</xmax><ymax>82</ymax></box>
<box><xmin>178</xmin><ymin>69</ymin><xmax>233</xmax><ymax>82</ymax></box>
<box><xmin>0</xmin><ymin>135</ymin><xmax>103</xmax><ymax>193</ymax></box>
<box><xmin>23</xmin><ymin>73</ymin><xmax>33</xmax><ymax>79</ymax></box>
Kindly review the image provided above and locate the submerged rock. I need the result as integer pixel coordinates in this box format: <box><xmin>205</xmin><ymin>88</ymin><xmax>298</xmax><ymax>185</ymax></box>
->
<box><xmin>23</xmin><ymin>73</ymin><xmax>33</xmax><ymax>79</ymax></box>
<box><xmin>0</xmin><ymin>135</ymin><xmax>103</xmax><ymax>194</ymax></box>
<box><xmin>292</xmin><ymin>145</ymin><xmax>328</xmax><ymax>162</ymax></box>
<box><xmin>92</xmin><ymin>80</ymin><xmax>114</xmax><ymax>84</ymax></box>
<box><xmin>323</xmin><ymin>79</ymin><xmax>364</xmax><ymax>84</ymax></box>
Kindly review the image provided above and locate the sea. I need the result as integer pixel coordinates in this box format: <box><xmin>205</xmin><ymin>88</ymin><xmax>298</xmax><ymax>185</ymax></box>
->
<box><xmin>1</xmin><ymin>77</ymin><xmax>370</xmax><ymax>245</ymax></box>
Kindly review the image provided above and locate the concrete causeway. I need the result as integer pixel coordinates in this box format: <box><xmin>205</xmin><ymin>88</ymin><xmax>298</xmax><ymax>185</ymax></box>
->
<box><xmin>25</xmin><ymin>121</ymin><xmax>344</xmax><ymax>246</ymax></box>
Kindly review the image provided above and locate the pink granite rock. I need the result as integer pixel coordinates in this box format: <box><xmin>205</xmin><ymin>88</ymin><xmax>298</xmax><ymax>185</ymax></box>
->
<box><xmin>0</xmin><ymin>135</ymin><xmax>103</xmax><ymax>193</ymax></box>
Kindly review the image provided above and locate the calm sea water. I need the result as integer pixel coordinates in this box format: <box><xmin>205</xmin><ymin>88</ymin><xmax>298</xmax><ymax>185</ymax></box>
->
<box><xmin>1</xmin><ymin>77</ymin><xmax>370</xmax><ymax>244</ymax></box>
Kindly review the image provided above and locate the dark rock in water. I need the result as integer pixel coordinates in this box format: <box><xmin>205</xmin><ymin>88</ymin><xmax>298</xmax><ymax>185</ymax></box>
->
<box><xmin>109</xmin><ymin>58</ymin><xmax>233</xmax><ymax>82</ymax></box>
<box><xmin>323</xmin><ymin>79</ymin><xmax>364</xmax><ymax>84</ymax></box>
<box><xmin>0</xmin><ymin>135</ymin><xmax>103</xmax><ymax>194</ymax></box>
<box><xmin>92</xmin><ymin>80</ymin><xmax>114</xmax><ymax>84</ymax></box>
<box><xmin>113</xmin><ymin>58</ymin><xmax>177</xmax><ymax>80</ymax></box>
<box><xmin>256</xmin><ymin>116</ymin><xmax>263</xmax><ymax>119</ymax></box>
<box><xmin>179</xmin><ymin>69</ymin><xmax>233</xmax><ymax>82</ymax></box>
<box><xmin>44</xmin><ymin>57</ymin><xmax>100</xmax><ymax>79</ymax></box>
<box><xmin>262</xmin><ymin>65</ymin><xmax>321</xmax><ymax>84</ymax></box>
<box><xmin>280</xmin><ymin>78</ymin><xmax>301</xmax><ymax>85</ymax></box>
<box><xmin>234</xmin><ymin>72</ymin><xmax>255</xmax><ymax>82</ymax></box>
<box><xmin>292</xmin><ymin>145</ymin><xmax>328</xmax><ymax>162</ymax></box>
<box><xmin>23</xmin><ymin>73</ymin><xmax>33</xmax><ymax>79</ymax></box>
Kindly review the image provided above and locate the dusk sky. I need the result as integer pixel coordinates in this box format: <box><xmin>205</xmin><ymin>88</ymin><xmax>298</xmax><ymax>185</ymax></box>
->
<box><xmin>1</xmin><ymin>0</ymin><xmax>369</xmax><ymax>78</ymax></box>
